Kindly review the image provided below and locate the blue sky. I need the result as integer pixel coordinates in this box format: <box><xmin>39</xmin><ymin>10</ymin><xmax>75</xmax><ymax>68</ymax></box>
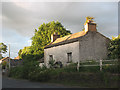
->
<box><xmin>0</xmin><ymin>1</ymin><xmax>118</xmax><ymax>58</ymax></box>
<box><xmin>2</xmin><ymin>29</ymin><xmax>31</xmax><ymax>58</ymax></box>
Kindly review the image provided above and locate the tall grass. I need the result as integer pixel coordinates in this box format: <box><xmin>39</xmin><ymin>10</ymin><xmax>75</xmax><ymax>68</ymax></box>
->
<box><xmin>8</xmin><ymin>61</ymin><xmax>119</xmax><ymax>88</ymax></box>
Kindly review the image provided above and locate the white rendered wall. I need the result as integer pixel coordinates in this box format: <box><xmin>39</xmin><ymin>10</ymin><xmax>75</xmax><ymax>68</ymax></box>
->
<box><xmin>44</xmin><ymin>41</ymin><xmax>79</xmax><ymax>67</ymax></box>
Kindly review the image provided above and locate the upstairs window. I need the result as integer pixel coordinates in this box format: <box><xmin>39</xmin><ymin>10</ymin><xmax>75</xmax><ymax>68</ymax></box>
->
<box><xmin>67</xmin><ymin>52</ymin><xmax>72</xmax><ymax>63</ymax></box>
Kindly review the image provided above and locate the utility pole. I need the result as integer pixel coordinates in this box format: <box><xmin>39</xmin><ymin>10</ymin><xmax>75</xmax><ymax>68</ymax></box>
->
<box><xmin>9</xmin><ymin>44</ymin><xmax>10</xmax><ymax>70</ymax></box>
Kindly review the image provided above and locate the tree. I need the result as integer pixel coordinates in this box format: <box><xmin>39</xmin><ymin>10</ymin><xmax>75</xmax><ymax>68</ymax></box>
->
<box><xmin>19</xmin><ymin>21</ymin><xmax>72</xmax><ymax>61</ymax></box>
<box><xmin>18</xmin><ymin>46</ymin><xmax>34</xmax><ymax>60</ymax></box>
<box><xmin>0</xmin><ymin>43</ymin><xmax>7</xmax><ymax>58</ymax></box>
<box><xmin>18</xmin><ymin>49</ymin><xmax>22</xmax><ymax>58</ymax></box>
<box><xmin>108</xmin><ymin>34</ymin><xmax>120</xmax><ymax>59</ymax></box>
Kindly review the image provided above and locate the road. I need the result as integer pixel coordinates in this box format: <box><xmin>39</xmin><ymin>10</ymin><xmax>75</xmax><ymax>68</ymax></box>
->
<box><xmin>2</xmin><ymin>76</ymin><xmax>68</xmax><ymax>88</ymax></box>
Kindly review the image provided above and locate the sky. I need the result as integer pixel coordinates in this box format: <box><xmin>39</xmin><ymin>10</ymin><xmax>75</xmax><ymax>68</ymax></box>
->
<box><xmin>0</xmin><ymin>0</ymin><xmax>119</xmax><ymax>58</ymax></box>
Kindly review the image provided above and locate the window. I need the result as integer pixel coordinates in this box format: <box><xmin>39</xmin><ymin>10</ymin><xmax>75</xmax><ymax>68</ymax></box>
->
<box><xmin>49</xmin><ymin>55</ymin><xmax>53</xmax><ymax>61</ymax></box>
<box><xmin>67</xmin><ymin>52</ymin><xmax>72</xmax><ymax>63</ymax></box>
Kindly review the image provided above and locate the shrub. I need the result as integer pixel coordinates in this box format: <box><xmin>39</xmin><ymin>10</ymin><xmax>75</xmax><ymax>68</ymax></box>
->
<box><xmin>79</xmin><ymin>66</ymin><xmax>100</xmax><ymax>72</ymax></box>
<box><xmin>102</xmin><ymin>65</ymin><xmax>119</xmax><ymax>73</ymax></box>
<box><xmin>108</xmin><ymin>34</ymin><xmax>120</xmax><ymax>59</ymax></box>
<box><xmin>63</xmin><ymin>63</ymin><xmax>77</xmax><ymax>72</ymax></box>
<box><xmin>8</xmin><ymin>59</ymin><xmax>119</xmax><ymax>87</ymax></box>
<box><xmin>8</xmin><ymin>66</ymin><xmax>24</xmax><ymax>78</ymax></box>
<box><xmin>48</xmin><ymin>59</ymin><xmax>55</xmax><ymax>68</ymax></box>
<box><xmin>28</xmin><ymin>68</ymin><xmax>52</xmax><ymax>81</ymax></box>
<box><xmin>9</xmin><ymin>60</ymin><xmax>40</xmax><ymax>79</ymax></box>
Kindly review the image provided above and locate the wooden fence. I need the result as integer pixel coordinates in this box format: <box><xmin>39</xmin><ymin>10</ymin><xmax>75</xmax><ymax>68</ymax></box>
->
<box><xmin>77</xmin><ymin>59</ymin><xmax>118</xmax><ymax>71</ymax></box>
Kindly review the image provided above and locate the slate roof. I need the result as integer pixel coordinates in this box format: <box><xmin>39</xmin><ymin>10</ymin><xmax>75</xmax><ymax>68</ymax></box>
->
<box><xmin>45</xmin><ymin>31</ymin><xmax>87</xmax><ymax>49</ymax></box>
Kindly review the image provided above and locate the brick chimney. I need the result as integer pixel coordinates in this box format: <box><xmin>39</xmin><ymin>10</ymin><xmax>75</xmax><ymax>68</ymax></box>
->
<box><xmin>84</xmin><ymin>20</ymin><xmax>97</xmax><ymax>32</ymax></box>
<box><xmin>51</xmin><ymin>32</ymin><xmax>60</xmax><ymax>42</ymax></box>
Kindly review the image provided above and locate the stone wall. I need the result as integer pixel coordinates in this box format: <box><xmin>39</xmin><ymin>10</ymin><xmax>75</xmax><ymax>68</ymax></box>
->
<box><xmin>44</xmin><ymin>41</ymin><xmax>79</xmax><ymax>67</ymax></box>
<box><xmin>79</xmin><ymin>31</ymin><xmax>110</xmax><ymax>61</ymax></box>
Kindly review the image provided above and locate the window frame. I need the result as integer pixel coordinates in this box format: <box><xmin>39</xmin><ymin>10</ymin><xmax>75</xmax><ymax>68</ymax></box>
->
<box><xmin>67</xmin><ymin>52</ymin><xmax>72</xmax><ymax>63</ymax></box>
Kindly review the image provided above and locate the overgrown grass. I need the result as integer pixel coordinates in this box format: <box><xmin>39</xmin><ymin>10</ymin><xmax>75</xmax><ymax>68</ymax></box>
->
<box><xmin>80</xmin><ymin>60</ymin><xmax>99</xmax><ymax>65</ymax></box>
<box><xmin>48</xmin><ymin>72</ymin><xmax>119</xmax><ymax>88</ymax></box>
<box><xmin>8</xmin><ymin>66</ymin><xmax>24</xmax><ymax>79</ymax></box>
<box><xmin>8</xmin><ymin>61</ymin><xmax>119</xmax><ymax>88</ymax></box>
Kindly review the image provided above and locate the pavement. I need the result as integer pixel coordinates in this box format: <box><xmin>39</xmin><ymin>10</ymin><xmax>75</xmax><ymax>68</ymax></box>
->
<box><xmin>2</xmin><ymin>76</ymin><xmax>69</xmax><ymax>88</ymax></box>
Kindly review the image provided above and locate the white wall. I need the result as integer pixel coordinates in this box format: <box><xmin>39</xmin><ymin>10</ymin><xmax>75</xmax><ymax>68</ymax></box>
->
<box><xmin>44</xmin><ymin>41</ymin><xmax>79</xmax><ymax>67</ymax></box>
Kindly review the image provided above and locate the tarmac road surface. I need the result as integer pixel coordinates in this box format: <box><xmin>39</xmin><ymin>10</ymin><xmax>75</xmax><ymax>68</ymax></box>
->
<box><xmin>2</xmin><ymin>76</ymin><xmax>68</xmax><ymax>88</ymax></box>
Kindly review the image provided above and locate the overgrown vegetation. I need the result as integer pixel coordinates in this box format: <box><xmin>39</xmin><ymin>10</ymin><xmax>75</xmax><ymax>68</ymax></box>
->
<box><xmin>8</xmin><ymin>61</ymin><xmax>119</xmax><ymax>88</ymax></box>
<box><xmin>9</xmin><ymin>60</ymin><xmax>39</xmax><ymax>79</ymax></box>
<box><xmin>108</xmin><ymin>34</ymin><xmax>120</xmax><ymax>59</ymax></box>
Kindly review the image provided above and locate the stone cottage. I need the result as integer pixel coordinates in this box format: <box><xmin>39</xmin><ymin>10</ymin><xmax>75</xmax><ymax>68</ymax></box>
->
<box><xmin>44</xmin><ymin>19</ymin><xmax>110</xmax><ymax>67</ymax></box>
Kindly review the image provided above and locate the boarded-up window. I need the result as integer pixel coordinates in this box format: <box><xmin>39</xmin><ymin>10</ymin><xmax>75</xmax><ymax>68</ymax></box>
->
<box><xmin>49</xmin><ymin>55</ymin><xmax>53</xmax><ymax>61</ymax></box>
<box><xmin>67</xmin><ymin>52</ymin><xmax>72</xmax><ymax>63</ymax></box>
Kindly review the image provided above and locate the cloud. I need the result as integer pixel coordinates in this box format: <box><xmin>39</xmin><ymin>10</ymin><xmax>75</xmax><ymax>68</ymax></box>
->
<box><xmin>1</xmin><ymin>2</ymin><xmax>118</xmax><ymax>58</ymax></box>
<box><xmin>2</xmin><ymin>2</ymin><xmax>118</xmax><ymax>37</ymax></box>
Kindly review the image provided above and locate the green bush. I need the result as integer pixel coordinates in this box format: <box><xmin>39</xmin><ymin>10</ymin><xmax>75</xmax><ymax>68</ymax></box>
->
<box><xmin>63</xmin><ymin>63</ymin><xmax>77</xmax><ymax>72</ymax></box>
<box><xmin>8</xmin><ymin>60</ymin><xmax>119</xmax><ymax>88</ymax></box>
<box><xmin>79</xmin><ymin>66</ymin><xmax>100</xmax><ymax>72</ymax></box>
<box><xmin>48</xmin><ymin>59</ymin><xmax>55</xmax><ymax>68</ymax></box>
<box><xmin>8</xmin><ymin>66</ymin><xmax>24</xmax><ymax>79</ymax></box>
<box><xmin>9</xmin><ymin>60</ymin><xmax>40</xmax><ymax>79</ymax></box>
<box><xmin>28</xmin><ymin>68</ymin><xmax>51</xmax><ymax>81</ymax></box>
<box><xmin>108</xmin><ymin>34</ymin><xmax>120</xmax><ymax>59</ymax></box>
<box><xmin>102</xmin><ymin>65</ymin><xmax>119</xmax><ymax>73</ymax></box>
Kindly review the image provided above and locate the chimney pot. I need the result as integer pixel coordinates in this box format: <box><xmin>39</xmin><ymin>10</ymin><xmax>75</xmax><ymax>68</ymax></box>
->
<box><xmin>84</xmin><ymin>22</ymin><xmax>97</xmax><ymax>32</ymax></box>
<box><xmin>51</xmin><ymin>32</ymin><xmax>60</xmax><ymax>42</ymax></box>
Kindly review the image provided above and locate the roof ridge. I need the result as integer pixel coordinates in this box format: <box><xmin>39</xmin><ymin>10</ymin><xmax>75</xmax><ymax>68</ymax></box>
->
<box><xmin>45</xmin><ymin>30</ymin><xmax>87</xmax><ymax>49</ymax></box>
<box><xmin>55</xmin><ymin>31</ymin><xmax>85</xmax><ymax>40</ymax></box>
